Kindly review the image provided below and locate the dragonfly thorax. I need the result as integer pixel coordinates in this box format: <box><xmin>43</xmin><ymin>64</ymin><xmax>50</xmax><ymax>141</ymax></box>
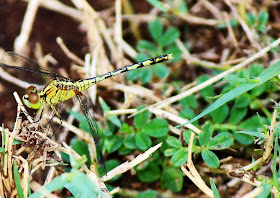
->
<box><xmin>22</xmin><ymin>86</ymin><xmax>42</xmax><ymax>109</ymax></box>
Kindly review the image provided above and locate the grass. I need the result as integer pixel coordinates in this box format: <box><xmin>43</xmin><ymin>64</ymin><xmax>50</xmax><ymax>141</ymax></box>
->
<box><xmin>1</xmin><ymin>0</ymin><xmax>280</xmax><ymax>197</ymax></box>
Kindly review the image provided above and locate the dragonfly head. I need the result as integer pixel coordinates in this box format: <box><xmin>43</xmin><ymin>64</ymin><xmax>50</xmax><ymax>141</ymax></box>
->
<box><xmin>22</xmin><ymin>86</ymin><xmax>42</xmax><ymax>109</ymax></box>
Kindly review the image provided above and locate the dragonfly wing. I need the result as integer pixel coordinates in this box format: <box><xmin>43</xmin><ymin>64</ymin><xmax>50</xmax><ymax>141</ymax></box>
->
<box><xmin>1</xmin><ymin>51</ymin><xmax>67</xmax><ymax>81</ymax></box>
<box><xmin>74</xmin><ymin>89</ymin><xmax>107</xmax><ymax>173</ymax></box>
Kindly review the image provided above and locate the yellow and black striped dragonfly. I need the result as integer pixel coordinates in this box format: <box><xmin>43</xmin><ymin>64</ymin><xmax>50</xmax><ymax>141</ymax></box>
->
<box><xmin>0</xmin><ymin>52</ymin><xmax>173</xmax><ymax>172</ymax></box>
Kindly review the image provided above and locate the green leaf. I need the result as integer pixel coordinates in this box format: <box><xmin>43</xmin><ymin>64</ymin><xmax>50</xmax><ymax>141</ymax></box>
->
<box><xmin>210</xmin><ymin>104</ymin><xmax>229</xmax><ymax>123</ymax></box>
<box><xmin>199</xmin><ymin>122</ymin><xmax>213</xmax><ymax>146</ymax></box>
<box><xmin>137</xmin><ymin>40</ymin><xmax>158</xmax><ymax>52</ymax></box>
<box><xmin>236</xmin><ymin>130</ymin><xmax>265</xmax><ymax>139</ymax></box>
<box><xmin>106</xmin><ymin>135</ymin><xmax>123</xmax><ymax>153</ymax></box>
<box><xmin>201</xmin><ymin>150</ymin><xmax>220</xmax><ymax>168</ymax></box>
<box><xmin>134</xmin><ymin>106</ymin><xmax>150</xmax><ymax>129</ymax></box>
<box><xmin>123</xmin><ymin>134</ymin><xmax>137</xmax><ymax>149</ymax></box>
<box><xmin>171</xmin><ymin>147</ymin><xmax>188</xmax><ymax>166</ymax></box>
<box><xmin>233</xmin><ymin>131</ymin><xmax>254</xmax><ymax>145</ymax></box>
<box><xmin>71</xmin><ymin>138</ymin><xmax>91</xmax><ymax>166</ymax></box>
<box><xmin>140</xmin><ymin>68</ymin><xmax>153</xmax><ymax>83</ymax></box>
<box><xmin>240</xmin><ymin>115</ymin><xmax>267</xmax><ymax>131</ymax></box>
<box><xmin>257</xmin><ymin>11</ymin><xmax>269</xmax><ymax>32</ymax></box>
<box><xmin>153</xmin><ymin>64</ymin><xmax>169</xmax><ymax>78</ymax></box>
<box><xmin>164</xmin><ymin>148</ymin><xmax>178</xmax><ymax>157</ymax></box>
<box><xmin>148</xmin><ymin>19</ymin><xmax>163</xmax><ymax>43</ymax></box>
<box><xmin>208</xmin><ymin>132</ymin><xmax>234</xmax><ymax>150</ymax></box>
<box><xmin>142</xmin><ymin>118</ymin><xmax>169</xmax><ymax>137</ymax></box>
<box><xmin>216</xmin><ymin>19</ymin><xmax>238</xmax><ymax>29</ymax></box>
<box><xmin>135</xmin><ymin>132</ymin><xmax>152</xmax><ymax>150</ymax></box>
<box><xmin>166</xmin><ymin>136</ymin><xmax>182</xmax><ymax>148</ymax></box>
<box><xmin>183</xmin><ymin>130</ymin><xmax>197</xmax><ymax>145</ymax></box>
<box><xmin>229</xmin><ymin>106</ymin><xmax>247</xmax><ymax>124</ymax></box>
<box><xmin>162</xmin><ymin>167</ymin><xmax>183</xmax><ymax>192</ymax></box>
<box><xmin>146</xmin><ymin>0</ymin><xmax>167</xmax><ymax>12</ymax></box>
<box><xmin>160</xmin><ymin>27</ymin><xmax>180</xmax><ymax>46</ymax></box>
<box><xmin>235</xmin><ymin>94</ymin><xmax>251</xmax><ymax>108</ymax></box>
<box><xmin>179</xmin><ymin>94</ymin><xmax>198</xmax><ymax>109</ymax></box>
<box><xmin>177</xmin><ymin>60</ymin><xmax>280</xmax><ymax>127</ymax></box>
<box><xmin>137</xmin><ymin>164</ymin><xmax>160</xmax><ymax>182</ymax></box>
<box><xmin>197</xmin><ymin>75</ymin><xmax>214</xmax><ymax>100</ymax></box>
<box><xmin>13</xmin><ymin>161</ymin><xmax>25</xmax><ymax>198</ymax></box>
<box><xmin>210</xmin><ymin>178</ymin><xmax>220</xmax><ymax>198</ymax></box>
<box><xmin>136</xmin><ymin>190</ymin><xmax>157</xmax><ymax>198</ymax></box>
<box><xmin>247</xmin><ymin>12</ymin><xmax>256</xmax><ymax>26</ymax></box>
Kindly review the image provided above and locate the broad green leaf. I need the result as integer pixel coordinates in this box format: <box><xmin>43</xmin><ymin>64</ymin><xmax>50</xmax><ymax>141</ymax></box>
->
<box><xmin>71</xmin><ymin>138</ymin><xmax>91</xmax><ymax>166</ymax></box>
<box><xmin>201</xmin><ymin>150</ymin><xmax>220</xmax><ymax>168</ymax></box>
<box><xmin>198</xmin><ymin>75</ymin><xmax>214</xmax><ymax>100</ymax></box>
<box><xmin>210</xmin><ymin>104</ymin><xmax>229</xmax><ymax>123</ymax></box>
<box><xmin>247</xmin><ymin>12</ymin><xmax>256</xmax><ymax>26</ymax></box>
<box><xmin>140</xmin><ymin>68</ymin><xmax>153</xmax><ymax>83</ymax></box>
<box><xmin>154</xmin><ymin>64</ymin><xmax>169</xmax><ymax>78</ymax></box>
<box><xmin>234</xmin><ymin>94</ymin><xmax>251</xmax><ymax>108</ymax></box>
<box><xmin>162</xmin><ymin>167</ymin><xmax>183</xmax><ymax>192</ymax></box>
<box><xmin>135</xmin><ymin>132</ymin><xmax>152</xmax><ymax>150</ymax></box>
<box><xmin>136</xmin><ymin>190</ymin><xmax>157</xmax><ymax>198</ymax></box>
<box><xmin>134</xmin><ymin>106</ymin><xmax>150</xmax><ymax>129</ymax></box>
<box><xmin>183</xmin><ymin>130</ymin><xmax>197</xmax><ymax>145</ymax></box>
<box><xmin>148</xmin><ymin>19</ymin><xmax>163</xmax><ymax>43</ymax></box>
<box><xmin>179</xmin><ymin>94</ymin><xmax>198</xmax><ymax>109</ymax></box>
<box><xmin>166</xmin><ymin>136</ymin><xmax>181</xmax><ymax>148</ymax></box>
<box><xmin>208</xmin><ymin>132</ymin><xmax>234</xmax><ymax>150</ymax></box>
<box><xmin>146</xmin><ymin>0</ymin><xmax>167</xmax><ymax>12</ymax></box>
<box><xmin>142</xmin><ymin>118</ymin><xmax>169</xmax><ymax>137</ymax></box>
<box><xmin>177</xmin><ymin>60</ymin><xmax>280</xmax><ymax>127</ymax></box>
<box><xmin>199</xmin><ymin>122</ymin><xmax>213</xmax><ymax>146</ymax></box>
<box><xmin>164</xmin><ymin>148</ymin><xmax>178</xmax><ymax>157</ymax></box>
<box><xmin>137</xmin><ymin>40</ymin><xmax>158</xmax><ymax>52</ymax></box>
<box><xmin>229</xmin><ymin>106</ymin><xmax>247</xmax><ymax>124</ymax></box>
<box><xmin>106</xmin><ymin>135</ymin><xmax>123</xmax><ymax>153</ymax></box>
<box><xmin>160</xmin><ymin>27</ymin><xmax>180</xmax><ymax>46</ymax></box>
<box><xmin>123</xmin><ymin>134</ymin><xmax>137</xmax><ymax>149</ymax></box>
<box><xmin>171</xmin><ymin>148</ymin><xmax>188</xmax><ymax>166</ymax></box>
<box><xmin>233</xmin><ymin>131</ymin><xmax>254</xmax><ymax>145</ymax></box>
<box><xmin>137</xmin><ymin>164</ymin><xmax>160</xmax><ymax>182</ymax></box>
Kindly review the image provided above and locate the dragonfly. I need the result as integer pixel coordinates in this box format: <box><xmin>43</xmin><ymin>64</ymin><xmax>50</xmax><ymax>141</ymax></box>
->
<box><xmin>0</xmin><ymin>52</ymin><xmax>173</xmax><ymax>173</ymax></box>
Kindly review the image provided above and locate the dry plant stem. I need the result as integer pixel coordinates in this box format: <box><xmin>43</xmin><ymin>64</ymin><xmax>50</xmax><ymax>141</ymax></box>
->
<box><xmin>131</xmin><ymin>37</ymin><xmax>280</xmax><ymax>117</ymax></box>
<box><xmin>224</xmin><ymin>0</ymin><xmax>261</xmax><ymax>50</ymax></box>
<box><xmin>164</xmin><ymin>3</ymin><xmax>218</xmax><ymax>26</ymax></box>
<box><xmin>200</xmin><ymin>0</ymin><xmax>223</xmax><ymax>19</ymax></box>
<box><xmin>29</xmin><ymin>181</ymin><xmax>59</xmax><ymax>198</ymax></box>
<box><xmin>101</xmin><ymin>143</ymin><xmax>162</xmax><ymax>182</ymax></box>
<box><xmin>241</xmin><ymin>186</ymin><xmax>264</xmax><ymax>198</ymax></box>
<box><xmin>14</xmin><ymin>0</ymin><xmax>40</xmax><ymax>54</ymax></box>
<box><xmin>30</xmin><ymin>0</ymin><xmax>82</xmax><ymax>21</ymax></box>
<box><xmin>13</xmin><ymin>92</ymin><xmax>34</xmax><ymax>123</ymax></box>
<box><xmin>149</xmin><ymin>108</ymin><xmax>201</xmax><ymax>134</ymax></box>
<box><xmin>181</xmin><ymin>132</ymin><xmax>214</xmax><ymax>197</ymax></box>
<box><xmin>224</xmin><ymin>12</ymin><xmax>238</xmax><ymax>46</ymax></box>
<box><xmin>114</xmin><ymin>0</ymin><xmax>124</xmax><ymax>59</ymax></box>
<box><xmin>56</xmin><ymin>37</ymin><xmax>85</xmax><ymax>65</ymax></box>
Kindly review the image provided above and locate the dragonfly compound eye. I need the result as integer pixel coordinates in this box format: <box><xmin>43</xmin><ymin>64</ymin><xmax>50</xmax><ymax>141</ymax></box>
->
<box><xmin>25</xmin><ymin>86</ymin><xmax>37</xmax><ymax>94</ymax></box>
<box><xmin>22</xmin><ymin>93</ymin><xmax>42</xmax><ymax>109</ymax></box>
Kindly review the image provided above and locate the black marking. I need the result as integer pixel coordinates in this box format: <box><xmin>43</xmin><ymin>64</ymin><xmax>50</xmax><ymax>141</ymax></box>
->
<box><xmin>138</xmin><ymin>62</ymin><xmax>144</xmax><ymax>68</ymax></box>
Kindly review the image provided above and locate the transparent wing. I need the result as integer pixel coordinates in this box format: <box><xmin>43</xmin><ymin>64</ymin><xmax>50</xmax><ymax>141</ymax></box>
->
<box><xmin>1</xmin><ymin>51</ymin><xmax>67</xmax><ymax>84</ymax></box>
<box><xmin>74</xmin><ymin>89</ymin><xmax>107</xmax><ymax>173</ymax></box>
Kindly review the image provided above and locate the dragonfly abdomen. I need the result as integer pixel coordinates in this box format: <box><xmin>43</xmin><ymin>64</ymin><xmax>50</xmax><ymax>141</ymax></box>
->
<box><xmin>75</xmin><ymin>54</ymin><xmax>173</xmax><ymax>92</ymax></box>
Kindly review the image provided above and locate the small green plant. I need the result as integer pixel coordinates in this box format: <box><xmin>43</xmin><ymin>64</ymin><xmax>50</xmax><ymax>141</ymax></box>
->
<box><xmin>126</xmin><ymin>19</ymin><xmax>181</xmax><ymax>83</ymax></box>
